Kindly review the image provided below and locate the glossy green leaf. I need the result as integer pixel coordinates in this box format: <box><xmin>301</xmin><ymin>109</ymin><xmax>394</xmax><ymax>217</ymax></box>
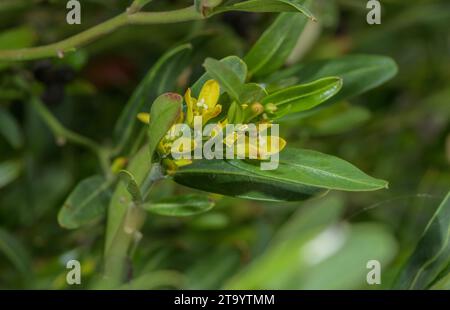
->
<box><xmin>0</xmin><ymin>107</ymin><xmax>23</xmax><ymax>149</ymax></box>
<box><xmin>113</xmin><ymin>44</ymin><xmax>191</xmax><ymax>155</ymax></box>
<box><xmin>191</xmin><ymin>56</ymin><xmax>247</xmax><ymax>97</ymax></box>
<box><xmin>267</xmin><ymin>55</ymin><xmax>398</xmax><ymax>108</ymax></box>
<box><xmin>118</xmin><ymin>170</ymin><xmax>142</xmax><ymax>203</ymax></box>
<box><xmin>394</xmin><ymin>191</ymin><xmax>450</xmax><ymax>289</ymax></box>
<box><xmin>262</xmin><ymin>77</ymin><xmax>342</xmax><ymax>116</ymax></box>
<box><xmin>148</xmin><ymin>93</ymin><xmax>183</xmax><ymax>160</ymax></box>
<box><xmin>203</xmin><ymin>57</ymin><xmax>244</xmax><ymax>101</ymax></box>
<box><xmin>142</xmin><ymin>194</ymin><xmax>214</xmax><ymax>217</ymax></box>
<box><xmin>244</xmin><ymin>11</ymin><xmax>310</xmax><ymax>77</ymax></box>
<box><xmin>212</xmin><ymin>0</ymin><xmax>315</xmax><ymax>19</ymax></box>
<box><xmin>229</xmin><ymin>148</ymin><xmax>388</xmax><ymax>191</ymax></box>
<box><xmin>57</xmin><ymin>175</ymin><xmax>113</xmax><ymax>229</ymax></box>
<box><xmin>0</xmin><ymin>160</ymin><xmax>21</xmax><ymax>189</ymax></box>
<box><xmin>174</xmin><ymin>158</ymin><xmax>326</xmax><ymax>202</ymax></box>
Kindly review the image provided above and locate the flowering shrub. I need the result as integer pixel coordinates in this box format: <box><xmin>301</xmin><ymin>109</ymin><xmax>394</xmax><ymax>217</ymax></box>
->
<box><xmin>1</xmin><ymin>0</ymin><xmax>448</xmax><ymax>291</ymax></box>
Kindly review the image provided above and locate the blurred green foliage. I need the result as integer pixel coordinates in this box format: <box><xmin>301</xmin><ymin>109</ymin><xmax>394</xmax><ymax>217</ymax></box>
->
<box><xmin>0</xmin><ymin>0</ymin><xmax>449</xmax><ymax>289</ymax></box>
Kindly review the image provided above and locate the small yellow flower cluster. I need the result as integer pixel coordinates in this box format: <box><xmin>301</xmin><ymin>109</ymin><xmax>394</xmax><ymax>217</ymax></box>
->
<box><xmin>137</xmin><ymin>79</ymin><xmax>286</xmax><ymax>173</ymax></box>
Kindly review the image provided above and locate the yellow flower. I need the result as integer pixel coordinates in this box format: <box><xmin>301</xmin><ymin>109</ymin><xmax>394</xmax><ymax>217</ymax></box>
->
<box><xmin>184</xmin><ymin>79</ymin><xmax>222</xmax><ymax>127</ymax></box>
<box><xmin>234</xmin><ymin>124</ymin><xmax>286</xmax><ymax>159</ymax></box>
<box><xmin>137</xmin><ymin>112</ymin><xmax>150</xmax><ymax>124</ymax></box>
<box><xmin>110</xmin><ymin>157</ymin><xmax>128</xmax><ymax>174</ymax></box>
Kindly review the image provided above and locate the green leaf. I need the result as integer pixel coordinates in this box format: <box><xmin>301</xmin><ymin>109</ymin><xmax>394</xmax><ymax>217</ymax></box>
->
<box><xmin>262</xmin><ymin>77</ymin><xmax>342</xmax><ymax>116</ymax></box>
<box><xmin>430</xmin><ymin>266</ymin><xmax>450</xmax><ymax>289</ymax></box>
<box><xmin>58</xmin><ymin>175</ymin><xmax>113</xmax><ymax>229</ymax></box>
<box><xmin>191</xmin><ymin>56</ymin><xmax>247</xmax><ymax>97</ymax></box>
<box><xmin>104</xmin><ymin>146</ymin><xmax>150</xmax><ymax>261</ymax></box>
<box><xmin>240</xmin><ymin>83</ymin><xmax>268</xmax><ymax>104</ymax></box>
<box><xmin>203</xmin><ymin>57</ymin><xmax>244</xmax><ymax>101</ymax></box>
<box><xmin>175</xmin><ymin>147</ymin><xmax>386</xmax><ymax>201</ymax></box>
<box><xmin>299</xmin><ymin>224</ymin><xmax>397</xmax><ymax>289</ymax></box>
<box><xmin>267</xmin><ymin>55</ymin><xmax>398</xmax><ymax>109</ymax></box>
<box><xmin>225</xmin><ymin>223</ymin><xmax>397</xmax><ymax>289</ymax></box>
<box><xmin>272</xmin><ymin>194</ymin><xmax>345</xmax><ymax>244</ymax></box>
<box><xmin>244</xmin><ymin>11</ymin><xmax>310</xmax><ymax>77</ymax></box>
<box><xmin>227</xmin><ymin>101</ymin><xmax>244</xmax><ymax>124</ymax></box>
<box><xmin>0</xmin><ymin>160</ymin><xmax>21</xmax><ymax>189</ymax></box>
<box><xmin>0</xmin><ymin>26</ymin><xmax>36</xmax><ymax>50</ymax></box>
<box><xmin>148</xmin><ymin>93</ymin><xmax>183</xmax><ymax>160</ymax></box>
<box><xmin>0</xmin><ymin>228</ymin><xmax>32</xmax><ymax>277</ymax></box>
<box><xmin>303</xmin><ymin>102</ymin><xmax>371</xmax><ymax>136</ymax></box>
<box><xmin>212</xmin><ymin>0</ymin><xmax>315</xmax><ymax>19</ymax></box>
<box><xmin>0</xmin><ymin>107</ymin><xmax>23</xmax><ymax>149</ymax></box>
<box><xmin>118</xmin><ymin>170</ymin><xmax>142</xmax><ymax>203</ymax></box>
<box><xmin>119</xmin><ymin>270</ymin><xmax>184</xmax><ymax>289</ymax></box>
<box><xmin>0</xmin><ymin>27</ymin><xmax>36</xmax><ymax>70</ymax></box>
<box><xmin>142</xmin><ymin>194</ymin><xmax>214</xmax><ymax>217</ymax></box>
<box><xmin>229</xmin><ymin>148</ymin><xmax>388</xmax><ymax>191</ymax></box>
<box><xmin>113</xmin><ymin>44</ymin><xmax>191</xmax><ymax>155</ymax></box>
<box><xmin>174</xmin><ymin>158</ymin><xmax>327</xmax><ymax>202</ymax></box>
<box><xmin>394</xmin><ymin>191</ymin><xmax>450</xmax><ymax>289</ymax></box>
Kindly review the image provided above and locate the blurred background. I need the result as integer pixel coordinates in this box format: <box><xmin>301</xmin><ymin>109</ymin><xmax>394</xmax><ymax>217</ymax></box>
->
<box><xmin>0</xmin><ymin>0</ymin><xmax>449</xmax><ymax>289</ymax></box>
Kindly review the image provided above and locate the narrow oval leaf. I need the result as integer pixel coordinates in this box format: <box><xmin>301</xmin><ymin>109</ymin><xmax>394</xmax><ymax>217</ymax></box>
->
<box><xmin>266</xmin><ymin>54</ymin><xmax>398</xmax><ymax>108</ymax></box>
<box><xmin>105</xmin><ymin>146</ymin><xmax>150</xmax><ymax>258</ymax></box>
<box><xmin>142</xmin><ymin>194</ymin><xmax>214</xmax><ymax>217</ymax></box>
<box><xmin>191</xmin><ymin>56</ymin><xmax>247</xmax><ymax>97</ymax></box>
<box><xmin>395</xmin><ymin>192</ymin><xmax>450</xmax><ymax>289</ymax></box>
<box><xmin>244</xmin><ymin>11</ymin><xmax>310</xmax><ymax>77</ymax></box>
<box><xmin>262</xmin><ymin>77</ymin><xmax>343</xmax><ymax>116</ymax></box>
<box><xmin>174</xmin><ymin>159</ymin><xmax>326</xmax><ymax>202</ymax></box>
<box><xmin>58</xmin><ymin>175</ymin><xmax>113</xmax><ymax>229</ymax></box>
<box><xmin>229</xmin><ymin>148</ymin><xmax>388</xmax><ymax>191</ymax></box>
<box><xmin>148</xmin><ymin>93</ymin><xmax>183</xmax><ymax>159</ymax></box>
<box><xmin>212</xmin><ymin>0</ymin><xmax>315</xmax><ymax>19</ymax></box>
<box><xmin>113</xmin><ymin>44</ymin><xmax>191</xmax><ymax>154</ymax></box>
<box><xmin>203</xmin><ymin>57</ymin><xmax>244</xmax><ymax>101</ymax></box>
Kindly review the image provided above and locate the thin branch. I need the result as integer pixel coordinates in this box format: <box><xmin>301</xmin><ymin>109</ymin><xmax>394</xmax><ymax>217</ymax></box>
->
<box><xmin>0</xmin><ymin>6</ymin><xmax>202</xmax><ymax>62</ymax></box>
<box><xmin>30</xmin><ymin>97</ymin><xmax>111</xmax><ymax>174</ymax></box>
